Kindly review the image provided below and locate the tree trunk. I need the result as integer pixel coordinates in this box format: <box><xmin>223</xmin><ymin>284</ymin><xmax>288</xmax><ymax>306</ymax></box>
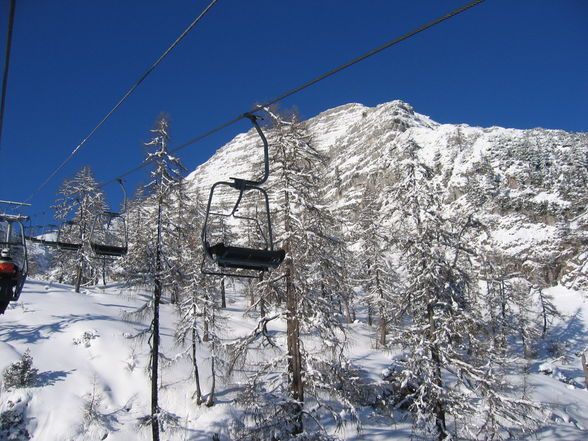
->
<box><xmin>150</xmin><ymin>201</ymin><xmax>163</xmax><ymax>441</ymax></box>
<box><xmin>203</xmin><ymin>304</ymin><xmax>210</xmax><ymax>342</ymax></box>
<box><xmin>377</xmin><ymin>272</ymin><xmax>387</xmax><ymax>346</ymax></box>
<box><xmin>282</xmin><ymin>185</ymin><xmax>303</xmax><ymax>435</ymax></box>
<box><xmin>582</xmin><ymin>352</ymin><xmax>588</xmax><ymax>389</ymax></box>
<box><xmin>260</xmin><ymin>296</ymin><xmax>266</xmax><ymax>318</ymax></box>
<box><xmin>249</xmin><ymin>280</ymin><xmax>255</xmax><ymax>307</ymax></box>
<box><xmin>74</xmin><ymin>260</ymin><xmax>84</xmax><ymax>293</ymax></box>
<box><xmin>206</xmin><ymin>306</ymin><xmax>216</xmax><ymax>407</ymax></box>
<box><xmin>151</xmin><ymin>278</ymin><xmax>161</xmax><ymax>441</ymax></box>
<box><xmin>206</xmin><ymin>350</ymin><xmax>216</xmax><ymax>407</ymax></box>
<box><xmin>427</xmin><ymin>304</ymin><xmax>447</xmax><ymax>441</ymax></box>
<box><xmin>286</xmin><ymin>265</ymin><xmax>303</xmax><ymax>435</ymax></box>
<box><xmin>343</xmin><ymin>297</ymin><xmax>353</xmax><ymax>324</ymax></box>
<box><xmin>192</xmin><ymin>303</ymin><xmax>203</xmax><ymax>405</ymax></box>
<box><xmin>379</xmin><ymin>306</ymin><xmax>387</xmax><ymax>347</ymax></box>
<box><xmin>220</xmin><ymin>278</ymin><xmax>226</xmax><ymax>308</ymax></box>
<box><xmin>102</xmin><ymin>259</ymin><xmax>107</xmax><ymax>286</ymax></box>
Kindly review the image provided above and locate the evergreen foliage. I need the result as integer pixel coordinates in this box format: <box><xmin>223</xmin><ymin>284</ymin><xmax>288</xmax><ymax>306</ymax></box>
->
<box><xmin>0</xmin><ymin>398</ymin><xmax>30</xmax><ymax>441</ymax></box>
<box><xmin>2</xmin><ymin>350</ymin><xmax>38</xmax><ymax>389</ymax></box>
<box><xmin>52</xmin><ymin>166</ymin><xmax>107</xmax><ymax>291</ymax></box>
<box><xmin>386</xmin><ymin>142</ymin><xmax>537</xmax><ymax>440</ymax></box>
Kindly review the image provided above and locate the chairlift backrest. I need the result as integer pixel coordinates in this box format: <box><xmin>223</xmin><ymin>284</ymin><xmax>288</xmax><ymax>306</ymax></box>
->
<box><xmin>25</xmin><ymin>224</ymin><xmax>60</xmax><ymax>246</ymax></box>
<box><xmin>56</xmin><ymin>220</ymin><xmax>83</xmax><ymax>251</ymax></box>
<box><xmin>0</xmin><ymin>216</ymin><xmax>28</xmax><ymax>270</ymax></box>
<box><xmin>0</xmin><ymin>214</ymin><xmax>29</xmax><ymax>301</ymax></box>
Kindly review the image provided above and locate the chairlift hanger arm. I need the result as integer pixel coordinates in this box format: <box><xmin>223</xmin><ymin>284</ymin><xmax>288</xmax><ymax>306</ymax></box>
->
<box><xmin>116</xmin><ymin>178</ymin><xmax>127</xmax><ymax>213</ymax></box>
<box><xmin>235</xmin><ymin>113</ymin><xmax>270</xmax><ymax>187</ymax></box>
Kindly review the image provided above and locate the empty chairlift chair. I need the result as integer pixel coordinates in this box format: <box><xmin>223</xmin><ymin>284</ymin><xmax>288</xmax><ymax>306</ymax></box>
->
<box><xmin>25</xmin><ymin>223</ymin><xmax>61</xmax><ymax>247</ymax></box>
<box><xmin>56</xmin><ymin>220</ymin><xmax>83</xmax><ymax>251</ymax></box>
<box><xmin>90</xmin><ymin>211</ymin><xmax>128</xmax><ymax>257</ymax></box>
<box><xmin>201</xmin><ymin>113</ymin><xmax>285</xmax><ymax>277</ymax></box>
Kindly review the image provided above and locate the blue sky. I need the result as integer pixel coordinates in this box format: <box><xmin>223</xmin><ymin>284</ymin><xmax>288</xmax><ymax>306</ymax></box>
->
<box><xmin>0</xmin><ymin>0</ymin><xmax>586</xmax><ymax>222</ymax></box>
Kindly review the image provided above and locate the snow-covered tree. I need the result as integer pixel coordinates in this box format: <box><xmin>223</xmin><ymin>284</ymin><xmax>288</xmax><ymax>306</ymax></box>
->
<box><xmin>122</xmin><ymin>114</ymin><xmax>185</xmax><ymax>441</ymax></box>
<box><xmin>2</xmin><ymin>349</ymin><xmax>38</xmax><ymax>389</ymax></box>
<box><xmin>354</xmin><ymin>187</ymin><xmax>400</xmax><ymax>346</ymax></box>
<box><xmin>174</xmin><ymin>193</ymin><xmax>226</xmax><ymax>407</ymax></box>
<box><xmin>53</xmin><ymin>166</ymin><xmax>106</xmax><ymax>292</ymax></box>
<box><xmin>230</xmin><ymin>109</ymin><xmax>361</xmax><ymax>440</ymax></box>
<box><xmin>386</xmin><ymin>142</ymin><xmax>536</xmax><ymax>440</ymax></box>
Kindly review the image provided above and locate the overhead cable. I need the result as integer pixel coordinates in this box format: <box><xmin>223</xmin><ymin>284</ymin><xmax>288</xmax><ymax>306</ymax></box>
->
<box><xmin>0</xmin><ymin>0</ymin><xmax>17</xmax><ymax>153</ymax></box>
<box><xmin>25</xmin><ymin>0</ymin><xmax>220</xmax><ymax>203</ymax></box>
<box><xmin>100</xmin><ymin>0</ymin><xmax>487</xmax><ymax>189</ymax></box>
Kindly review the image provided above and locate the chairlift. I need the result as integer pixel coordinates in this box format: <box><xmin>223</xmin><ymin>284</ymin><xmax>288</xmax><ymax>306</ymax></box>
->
<box><xmin>53</xmin><ymin>180</ymin><xmax>128</xmax><ymax>257</ymax></box>
<box><xmin>24</xmin><ymin>224</ymin><xmax>44</xmax><ymax>244</ymax></box>
<box><xmin>90</xmin><ymin>179</ymin><xmax>128</xmax><ymax>258</ymax></box>
<box><xmin>0</xmin><ymin>204</ymin><xmax>30</xmax><ymax>312</ymax></box>
<box><xmin>201</xmin><ymin>113</ymin><xmax>285</xmax><ymax>278</ymax></box>
<box><xmin>90</xmin><ymin>211</ymin><xmax>128</xmax><ymax>257</ymax></box>
<box><xmin>56</xmin><ymin>220</ymin><xmax>83</xmax><ymax>251</ymax></box>
<box><xmin>25</xmin><ymin>223</ymin><xmax>61</xmax><ymax>247</ymax></box>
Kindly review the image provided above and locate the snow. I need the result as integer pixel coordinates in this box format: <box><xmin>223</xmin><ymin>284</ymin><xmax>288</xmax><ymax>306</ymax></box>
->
<box><xmin>1</xmin><ymin>279</ymin><xmax>587</xmax><ymax>440</ymax></box>
<box><xmin>491</xmin><ymin>223</ymin><xmax>560</xmax><ymax>255</ymax></box>
<box><xmin>532</xmin><ymin>191</ymin><xmax>571</xmax><ymax>208</ymax></box>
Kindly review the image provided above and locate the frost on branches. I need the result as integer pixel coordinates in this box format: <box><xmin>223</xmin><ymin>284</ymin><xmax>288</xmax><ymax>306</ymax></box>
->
<box><xmin>384</xmin><ymin>141</ymin><xmax>538</xmax><ymax>440</ymax></box>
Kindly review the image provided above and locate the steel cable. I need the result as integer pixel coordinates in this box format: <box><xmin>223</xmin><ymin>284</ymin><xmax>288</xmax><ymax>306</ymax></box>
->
<box><xmin>100</xmin><ymin>0</ymin><xmax>487</xmax><ymax>189</ymax></box>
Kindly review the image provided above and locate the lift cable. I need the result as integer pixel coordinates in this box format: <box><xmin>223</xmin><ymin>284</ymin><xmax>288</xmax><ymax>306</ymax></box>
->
<box><xmin>0</xmin><ymin>0</ymin><xmax>17</xmax><ymax>154</ymax></box>
<box><xmin>24</xmin><ymin>0</ymin><xmax>220</xmax><ymax>204</ymax></box>
<box><xmin>99</xmin><ymin>0</ymin><xmax>487</xmax><ymax>189</ymax></box>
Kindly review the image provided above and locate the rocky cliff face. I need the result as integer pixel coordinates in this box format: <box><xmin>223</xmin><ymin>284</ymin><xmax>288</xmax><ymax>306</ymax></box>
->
<box><xmin>187</xmin><ymin>100</ymin><xmax>588</xmax><ymax>289</ymax></box>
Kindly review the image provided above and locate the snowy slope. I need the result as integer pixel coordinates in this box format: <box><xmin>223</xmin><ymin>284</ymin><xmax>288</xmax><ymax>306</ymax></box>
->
<box><xmin>1</xmin><ymin>280</ymin><xmax>588</xmax><ymax>440</ymax></box>
<box><xmin>0</xmin><ymin>282</ymin><xmax>234</xmax><ymax>441</ymax></box>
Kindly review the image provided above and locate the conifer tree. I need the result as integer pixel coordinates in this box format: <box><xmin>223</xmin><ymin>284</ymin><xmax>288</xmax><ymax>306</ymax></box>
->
<box><xmin>53</xmin><ymin>166</ymin><xmax>106</xmax><ymax>292</ymax></box>
<box><xmin>123</xmin><ymin>115</ymin><xmax>185</xmax><ymax>441</ymax></box>
<box><xmin>231</xmin><ymin>109</ymin><xmax>361</xmax><ymax>440</ymax></box>
<box><xmin>387</xmin><ymin>142</ymin><xmax>536</xmax><ymax>440</ymax></box>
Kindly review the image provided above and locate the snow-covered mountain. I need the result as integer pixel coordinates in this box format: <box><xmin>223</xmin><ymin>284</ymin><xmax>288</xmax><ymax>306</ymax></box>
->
<box><xmin>187</xmin><ymin>99</ymin><xmax>588</xmax><ymax>289</ymax></box>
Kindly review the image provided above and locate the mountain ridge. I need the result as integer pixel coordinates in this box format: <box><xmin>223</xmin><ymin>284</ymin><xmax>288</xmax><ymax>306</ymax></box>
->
<box><xmin>186</xmin><ymin>99</ymin><xmax>588</xmax><ymax>288</ymax></box>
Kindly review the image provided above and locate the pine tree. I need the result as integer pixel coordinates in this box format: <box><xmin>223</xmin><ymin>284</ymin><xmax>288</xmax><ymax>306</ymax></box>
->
<box><xmin>53</xmin><ymin>166</ymin><xmax>106</xmax><ymax>292</ymax></box>
<box><xmin>123</xmin><ymin>115</ymin><xmax>185</xmax><ymax>441</ymax></box>
<box><xmin>231</xmin><ymin>109</ymin><xmax>361</xmax><ymax>440</ymax></box>
<box><xmin>2</xmin><ymin>349</ymin><xmax>38</xmax><ymax>389</ymax></box>
<box><xmin>387</xmin><ymin>141</ymin><xmax>536</xmax><ymax>440</ymax></box>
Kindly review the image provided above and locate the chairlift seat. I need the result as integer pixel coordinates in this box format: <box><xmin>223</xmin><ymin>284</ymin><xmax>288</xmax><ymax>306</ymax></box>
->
<box><xmin>208</xmin><ymin>243</ymin><xmax>285</xmax><ymax>271</ymax></box>
<box><xmin>56</xmin><ymin>241</ymin><xmax>82</xmax><ymax>251</ymax></box>
<box><xmin>91</xmin><ymin>243</ymin><xmax>127</xmax><ymax>257</ymax></box>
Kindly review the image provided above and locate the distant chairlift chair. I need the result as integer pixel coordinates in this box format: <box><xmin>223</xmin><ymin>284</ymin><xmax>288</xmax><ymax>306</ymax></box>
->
<box><xmin>201</xmin><ymin>113</ymin><xmax>286</xmax><ymax>277</ymax></box>
<box><xmin>56</xmin><ymin>220</ymin><xmax>83</xmax><ymax>251</ymax></box>
<box><xmin>90</xmin><ymin>211</ymin><xmax>128</xmax><ymax>257</ymax></box>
